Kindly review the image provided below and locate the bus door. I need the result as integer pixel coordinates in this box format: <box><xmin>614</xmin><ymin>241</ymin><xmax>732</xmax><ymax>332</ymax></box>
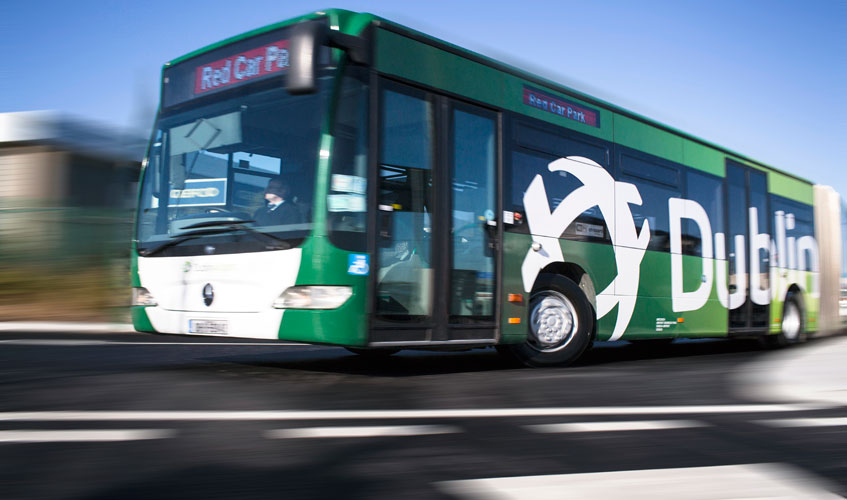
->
<box><xmin>726</xmin><ymin>161</ymin><xmax>770</xmax><ymax>334</ymax></box>
<box><xmin>371</xmin><ymin>79</ymin><xmax>499</xmax><ymax>344</ymax></box>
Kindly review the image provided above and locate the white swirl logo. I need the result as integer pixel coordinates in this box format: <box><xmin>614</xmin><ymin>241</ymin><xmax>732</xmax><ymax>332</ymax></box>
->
<box><xmin>521</xmin><ymin>156</ymin><xmax>650</xmax><ymax>341</ymax></box>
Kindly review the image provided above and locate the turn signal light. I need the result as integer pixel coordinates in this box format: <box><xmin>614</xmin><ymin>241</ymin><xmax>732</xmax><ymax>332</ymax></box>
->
<box><xmin>508</xmin><ymin>317</ymin><xmax>521</xmax><ymax>324</ymax></box>
<box><xmin>508</xmin><ymin>294</ymin><xmax>523</xmax><ymax>304</ymax></box>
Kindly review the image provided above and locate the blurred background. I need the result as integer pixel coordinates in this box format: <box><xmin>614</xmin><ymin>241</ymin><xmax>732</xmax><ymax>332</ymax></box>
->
<box><xmin>0</xmin><ymin>0</ymin><xmax>844</xmax><ymax>322</ymax></box>
<box><xmin>0</xmin><ymin>112</ymin><xmax>144</xmax><ymax>321</ymax></box>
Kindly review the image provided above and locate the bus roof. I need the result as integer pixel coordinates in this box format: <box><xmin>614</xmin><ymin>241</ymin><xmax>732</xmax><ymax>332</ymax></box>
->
<box><xmin>164</xmin><ymin>8</ymin><xmax>813</xmax><ymax>187</ymax></box>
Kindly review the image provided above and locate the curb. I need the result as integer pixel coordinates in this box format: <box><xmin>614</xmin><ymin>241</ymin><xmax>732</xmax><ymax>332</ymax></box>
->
<box><xmin>735</xmin><ymin>335</ymin><xmax>847</xmax><ymax>407</ymax></box>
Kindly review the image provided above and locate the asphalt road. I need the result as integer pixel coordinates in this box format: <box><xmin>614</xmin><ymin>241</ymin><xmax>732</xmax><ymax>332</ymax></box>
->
<box><xmin>0</xmin><ymin>331</ymin><xmax>844</xmax><ymax>499</ymax></box>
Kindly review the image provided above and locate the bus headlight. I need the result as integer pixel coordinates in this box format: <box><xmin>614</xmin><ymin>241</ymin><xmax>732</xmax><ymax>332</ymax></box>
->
<box><xmin>132</xmin><ymin>287</ymin><xmax>158</xmax><ymax>307</ymax></box>
<box><xmin>273</xmin><ymin>286</ymin><xmax>352</xmax><ymax>309</ymax></box>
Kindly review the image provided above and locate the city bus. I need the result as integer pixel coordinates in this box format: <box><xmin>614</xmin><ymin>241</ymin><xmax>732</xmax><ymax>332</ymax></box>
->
<box><xmin>131</xmin><ymin>9</ymin><xmax>847</xmax><ymax>366</ymax></box>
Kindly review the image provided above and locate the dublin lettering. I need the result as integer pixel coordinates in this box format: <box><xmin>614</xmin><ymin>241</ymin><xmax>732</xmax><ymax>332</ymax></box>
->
<box><xmin>194</xmin><ymin>41</ymin><xmax>290</xmax><ymax>95</ymax></box>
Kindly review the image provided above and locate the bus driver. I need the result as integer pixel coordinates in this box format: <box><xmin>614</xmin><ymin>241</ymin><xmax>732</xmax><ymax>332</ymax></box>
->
<box><xmin>254</xmin><ymin>178</ymin><xmax>304</xmax><ymax>226</ymax></box>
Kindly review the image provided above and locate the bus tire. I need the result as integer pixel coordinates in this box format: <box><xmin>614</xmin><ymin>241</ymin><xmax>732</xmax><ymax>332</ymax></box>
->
<box><xmin>345</xmin><ymin>347</ymin><xmax>400</xmax><ymax>358</ymax></box>
<box><xmin>762</xmin><ymin>292</ymin><xmax>806</xmax><ymax>348</ymax></box>
<box><xmin>499</xmin><ymin>274</ymin><xmax>593</xmax><ymax>367</ymax></box>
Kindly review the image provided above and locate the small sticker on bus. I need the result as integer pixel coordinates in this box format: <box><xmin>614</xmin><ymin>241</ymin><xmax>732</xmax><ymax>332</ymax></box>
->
<box><xmin>348</xmin><ymin>254</ymin><xmax>370</xmax><ymax>276</ymax></box>
<box><xmin>331</xmin><ymin>174</ymin><xmax>367</xmax><ymax>194</ymax></box>
<box><xmin>574</xmin><ymin>222</ymin><xmax>604</xmax><ymax>238</ymax></box>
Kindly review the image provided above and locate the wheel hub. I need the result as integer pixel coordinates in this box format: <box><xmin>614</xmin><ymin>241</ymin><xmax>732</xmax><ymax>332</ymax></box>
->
<box><xmin>530</xmin><ymin>292</ymin><xmax>578</xmax><ymax>352</ymax></box>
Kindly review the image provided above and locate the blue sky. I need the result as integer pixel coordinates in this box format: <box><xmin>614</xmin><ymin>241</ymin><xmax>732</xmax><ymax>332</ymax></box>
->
<box><xmin>2</xmin><ymin>1</ymin><xmax>845</xmax><ymax>196</ymax></box>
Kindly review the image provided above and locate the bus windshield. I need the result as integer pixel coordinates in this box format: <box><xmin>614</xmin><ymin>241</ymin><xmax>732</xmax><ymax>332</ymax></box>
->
<box><xmin>136</xmin><ymin>77</ymin><xmax>330</xmax><ymax>256</ymax></box>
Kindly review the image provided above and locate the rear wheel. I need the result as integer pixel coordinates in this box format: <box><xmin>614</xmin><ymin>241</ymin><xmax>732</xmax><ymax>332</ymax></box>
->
<box><xmin>498</xmin><ymin>274</ymin><xmax>593</xmax><ymax>367</ymax></box>
<box><xmin>761</xmin><ymin>292</ymin><xmax>805</xmax><ymax>348</ymax></box>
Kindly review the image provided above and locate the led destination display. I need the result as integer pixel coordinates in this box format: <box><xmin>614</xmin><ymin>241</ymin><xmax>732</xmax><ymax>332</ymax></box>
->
<box><xmin>523</xmin><ymin>86</ymin><xmax>600</xmax><ymax>128</ymax></box>
<box><xmin>161</xmin><ymin>26</ymin><xmax>330</xmax><ymax>108</ymax></box>
<box><xmin>194</xmin><ymin>40</ymin><xmax>290</xmax><ymax>95</ymax></box>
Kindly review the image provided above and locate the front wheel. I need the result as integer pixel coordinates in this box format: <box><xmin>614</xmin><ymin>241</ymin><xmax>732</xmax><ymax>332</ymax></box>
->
<box><xmin>498</xmin><ymin>274</ymin><xmax>594</xmax><ymax>367</ymax></box>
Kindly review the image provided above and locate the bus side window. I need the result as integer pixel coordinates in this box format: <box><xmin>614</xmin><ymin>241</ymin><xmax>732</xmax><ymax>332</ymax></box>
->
<box><xmin>506</xmin><ymin>121</ymin><xmax>611</xmax><ymax>242</ymax></box>
<box><xmin>618</xmin><ymin>152</ymin><xmax>682</xmax><ymax>253</ymax></box>
<box><xmin>684</xmin><ymin>170</ymin><xmax>725</xmax><ymax>256</ymax></box>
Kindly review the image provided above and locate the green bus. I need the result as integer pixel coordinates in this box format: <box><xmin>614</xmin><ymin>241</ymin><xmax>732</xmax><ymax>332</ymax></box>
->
<box><xmin>132</xmin><ymin>9</ymin><xmax>846</xmax><ymax>366</ymax></box>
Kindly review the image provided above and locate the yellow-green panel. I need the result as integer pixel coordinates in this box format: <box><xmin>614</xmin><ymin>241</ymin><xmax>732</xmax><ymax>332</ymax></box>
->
<box><xmin>614</xmin><ymin>114</ymin><xmax>683</xmax><ymax>163</ymax></box>
<box><xmin>683</xmin><ymin>140</ymin><xmax>725</xmax><ymax>177</ymax></box>
<box><xmin>769</xmin><ymin>172</ymin><xmax>814</xmax><ymax>205</ymax></box>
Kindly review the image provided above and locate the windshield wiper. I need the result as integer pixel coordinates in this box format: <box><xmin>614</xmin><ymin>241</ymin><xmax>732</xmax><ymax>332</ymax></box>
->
<box><xmin>182</xmin><ymin>221</ymin><xmax>292</xmax><ymax>249</ymax></box>
<box><xmin>138</xmin><ymin>228</ymin><xmax>233</xmax><ymax>257</ymax></box>
<box><xmin>181</xmin><ymin>219</ymin><xmax>255</xmax><ymax>229</ymax></box>
<box><xmin>138</xmin><ymin>223</ymin><xmax>291</xmax><ymax>257</ymax></box>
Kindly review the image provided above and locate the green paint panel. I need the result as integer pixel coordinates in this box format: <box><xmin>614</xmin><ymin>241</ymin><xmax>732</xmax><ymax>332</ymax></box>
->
<box><xmin>131</xmin><ymin>307</ymin><xmax>156</xmax><ymax>333</ymax></box>
<box><xmin>277</xmin><ymin>235</ymin><xmax>369</xmax><ymax>346</ymax></box>
<box><xmin>376</xmin><ymin>29</ymin><xmax>613</xmax><ymax>142</ymax></box>
<box><xmin>376</xmin><ymin>29</ymin><xmax>504</xmax><ymax>105</ymax></box>
<box><xmin>683</xmin><ymin>140</ymin><xmax>724</xmax><ymax>177</ymax></box>
<box><xmin>804</xmin><ymin>271</ymin><xmax>820</xmax><ymax>332</ymax></box>
<box><xmin>130</xmin><ymin>250</ymin><xmax>141</xmax><ymax>287</ymax></box>
<box><xmin>607</xmin><ymin>252</ymin><xmax>727</xmax><ymax>339</ymax></box>
<box><xmin>614</xmin><ymin>114</ymin><xmax>683</xmax><ymax>163</ymax></box>
<box><xmin>500</xmin><ymin>232</ymin><xmax>531</xmax><ymax>343</ymax></box>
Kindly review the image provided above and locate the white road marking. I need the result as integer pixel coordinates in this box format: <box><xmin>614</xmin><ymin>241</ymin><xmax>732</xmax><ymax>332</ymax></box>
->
<box><xmin>0</xmin><ymin>322</ymin><xmax>135</xmax><ymax>333</ymax></box>
<box><xmin>0</xmin><ymin>429</ymin><xmax>175</xmax><ymax>443</ymax></box>
<box><xmin>266</xmin><ymin>425</ymin><xmax>459</xmax><ymax>439</ymax></box>
<box><xmin>0</xmin><ymin>340</ymin><xmax>307</xmax><ymax>346</ymax></box>
<box><xmin>436</xmin><ymin>463</ymin><xmax>843</xmax><ymax>500</ymax></box>
<box><xmin>526</xmin><ymin>420</ymin><xmax>706</xmax><ymax>433</ymax></box>
<box><xmin>0</xmin><ymin>404</ymin><xmax>829</xmax><ymax>422</ymax></box>
<box><xmin>757</xmin><ymin>417</ymin><xmax>847</xmax><ymax>428</ymax></box>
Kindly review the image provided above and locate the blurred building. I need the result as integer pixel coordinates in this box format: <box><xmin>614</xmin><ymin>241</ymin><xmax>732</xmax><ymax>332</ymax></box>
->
<box><xmin>0</xmin><ymin>111</ymin><xmax>146</xmax><ymax>321</ymax></box>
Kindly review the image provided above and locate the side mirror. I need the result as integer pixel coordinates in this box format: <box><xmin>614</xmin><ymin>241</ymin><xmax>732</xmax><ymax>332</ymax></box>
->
<box><xmin>286</xmin><ymin>20</ymin><xmax>370</xmax><ymax>95</ymax></box>
<box><xmin>286</xmin><ymin>21</ymin><xmax>326</xmax><ymax>95</ymax></box>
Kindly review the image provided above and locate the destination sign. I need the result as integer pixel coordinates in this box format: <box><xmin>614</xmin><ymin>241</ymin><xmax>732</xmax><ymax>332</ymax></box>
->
<box><xmin>523</xmin><ymin>86</ymin><xmax>600</xmax><ymax>128</ymax></box>
<box><xmin>194</xmin><ymin>40</ymin><xmax>290</xmax><ymax>95</ymax></box>
<box><xmin>162</xmin><ymin>26</ymin><xmax>311</xmax><ymax>108</ymax></box>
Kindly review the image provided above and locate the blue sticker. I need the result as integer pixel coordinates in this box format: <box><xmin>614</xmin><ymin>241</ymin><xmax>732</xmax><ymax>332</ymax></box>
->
<box><xmin>347</xmin><ymin>254</ymin><xmax>370</xmax><ymax>275</ymax></box>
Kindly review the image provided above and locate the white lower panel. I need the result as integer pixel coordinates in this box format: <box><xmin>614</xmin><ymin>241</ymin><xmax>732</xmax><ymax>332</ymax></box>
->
<box><xmin>145</xmin><ymin>307</ymin><xmax>284</xmax><ymax>340</ymax></box>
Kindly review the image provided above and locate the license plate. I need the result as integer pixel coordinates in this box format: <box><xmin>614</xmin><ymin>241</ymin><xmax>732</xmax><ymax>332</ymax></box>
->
<box><xmin>189</xmin><ymin>319</ymin><xmax>229</xmax><ymax>335</ymax></box>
